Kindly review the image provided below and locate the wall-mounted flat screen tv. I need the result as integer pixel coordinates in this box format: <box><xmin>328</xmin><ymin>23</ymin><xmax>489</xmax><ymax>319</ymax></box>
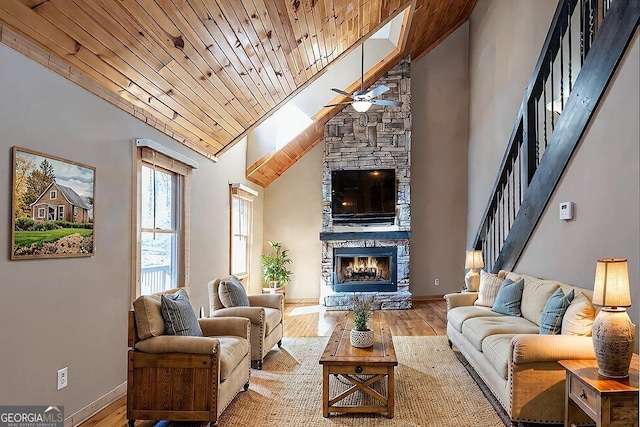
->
<box><xmin>331</xmin><ymin>169</ymin><xmax>396</xmax><ymax>224</ymax></box>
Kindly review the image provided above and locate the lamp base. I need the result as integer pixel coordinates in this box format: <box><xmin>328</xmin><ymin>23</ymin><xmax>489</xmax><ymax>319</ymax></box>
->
<box><xmin>592</xmin><ymin>308</ymin><xmax>636</xmax><ymax>378</ymax></box>
<box><xmin>465</xmin><ymin>269</ymin><xmax>480</xmax><ymax>292</ymax></box>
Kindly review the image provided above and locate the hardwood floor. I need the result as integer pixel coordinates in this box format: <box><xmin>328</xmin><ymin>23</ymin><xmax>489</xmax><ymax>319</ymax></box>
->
<box><xmin>80</xmin><ymin>300</ymin><xmax>447</xmax><ymax>427</ymax></box>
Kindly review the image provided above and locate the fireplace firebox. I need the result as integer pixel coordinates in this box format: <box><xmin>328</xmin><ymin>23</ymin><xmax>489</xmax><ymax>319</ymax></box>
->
<box><xmin>333</xmin><ymin>247</ymin><xmax>397</xmax><ymax>292</ymax></box>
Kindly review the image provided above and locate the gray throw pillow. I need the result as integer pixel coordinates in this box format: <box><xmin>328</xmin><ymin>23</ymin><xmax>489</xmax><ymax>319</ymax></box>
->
<box><xmin>491</xmin><ymin>278</ymin><xmax>525</xmax><ymax>317</ymax></box>
<box><xmin>160</xmin><ymin>289</ymin><xmax>203</xmax><ymax>336</ymax></box>
<box><xmin>218</xmin><ymin>275</ymin><xmax>250</xmax><ymax>307</ymax></box>
<box><xmin>540</xmin><ymin>288</ymin><xmax>574</xmax><ymax>335</ymax></box>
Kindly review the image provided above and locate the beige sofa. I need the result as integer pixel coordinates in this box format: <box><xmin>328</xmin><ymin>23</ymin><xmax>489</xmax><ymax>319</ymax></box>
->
<box><xmin>445</xmin><ymin>270</ymin><xmax>596</xmax><ymax>425</ymax></box>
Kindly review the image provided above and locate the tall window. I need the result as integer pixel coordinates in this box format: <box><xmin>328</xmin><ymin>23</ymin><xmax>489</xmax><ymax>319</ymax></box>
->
<box><xmin>230</xmin><ymin>184</ymin><xmax>256</xmax><ymax>279</ymax></box>
<box><xmin>135</xmin><ymin>145</ymin><xmax>193</xmax><ymax>296</ymax></box>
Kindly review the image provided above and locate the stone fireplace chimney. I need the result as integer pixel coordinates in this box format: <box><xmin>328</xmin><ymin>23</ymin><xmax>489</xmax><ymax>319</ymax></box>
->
<box><xmin>320</xmin><ymin>57</ymin><xmax>412</xmax><ymax>310</ymax></box>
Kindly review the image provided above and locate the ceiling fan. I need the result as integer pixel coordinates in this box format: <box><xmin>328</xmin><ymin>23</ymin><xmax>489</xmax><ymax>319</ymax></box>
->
<box><xmin>324</xmin><ymin>44</ymin><xmax>403</xmax><ymax>113</ymax></box>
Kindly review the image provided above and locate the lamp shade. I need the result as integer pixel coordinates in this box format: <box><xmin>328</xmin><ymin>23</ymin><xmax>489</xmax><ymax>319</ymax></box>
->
<box><xmin>592</xmin><ymin>258</ymin><xmax>631</xmax><ymax>307</ymax></box>
<box><xmin>465</xmin><ymin>250</ymin><xmax>484</xmax><ymax>269</ymax></box>
<box><xmin>352</xmin><ymin>100</ymin><xmax>372</xmax><ymax>112</ymax></box>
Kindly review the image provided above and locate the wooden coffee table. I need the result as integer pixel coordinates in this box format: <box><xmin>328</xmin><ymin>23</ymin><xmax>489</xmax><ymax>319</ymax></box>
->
<box><xmin>319</xmin><ymin>311</ymin><xmax>397</xmax><ymax>418</ymax></box>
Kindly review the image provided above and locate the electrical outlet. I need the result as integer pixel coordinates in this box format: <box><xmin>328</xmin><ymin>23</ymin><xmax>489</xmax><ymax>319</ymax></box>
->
<box><xmin>434</xmin><ymin>278</ymin><xmax>440</xmax><ymax>286</ymax></box>
<box><xmin>57</xmin><ymin>367</ymin><xmax>68</xmax><ymax>390</ymax></box>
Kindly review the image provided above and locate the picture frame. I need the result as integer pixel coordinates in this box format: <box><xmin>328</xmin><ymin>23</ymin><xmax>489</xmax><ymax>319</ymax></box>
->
<box><xmin>11</xmin><ymin>146</ymin><xmax>95</xmax><ymax>259</ymax></box>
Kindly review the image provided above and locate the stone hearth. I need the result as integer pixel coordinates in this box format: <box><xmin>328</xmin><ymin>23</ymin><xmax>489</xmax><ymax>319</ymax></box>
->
<box><xmin>320</xmin><ymin>58</ymin><xmax>412</xmax><ymax>310</ymax></box>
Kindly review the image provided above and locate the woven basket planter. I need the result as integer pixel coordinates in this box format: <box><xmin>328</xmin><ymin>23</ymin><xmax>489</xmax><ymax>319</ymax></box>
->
<box><xmin>350</xmin><ymin>329</ymin><xmax>374</xmax><ymax>348</ymax></box>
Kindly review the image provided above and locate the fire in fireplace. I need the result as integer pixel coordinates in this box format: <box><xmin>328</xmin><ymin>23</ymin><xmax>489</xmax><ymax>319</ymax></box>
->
<box><xmin>333</xmin><ymin>247</ymin><xmax>397</xmax><ymax>292</ymax></box>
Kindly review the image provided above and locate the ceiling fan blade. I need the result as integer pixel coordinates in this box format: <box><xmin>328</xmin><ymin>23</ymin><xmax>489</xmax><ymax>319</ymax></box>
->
<box><xmin>331</xmin><ymin>88</ymin><xmax>354</xmax><ymax>98</ymax></box>
<box><xmin>324</xmin><ymin>102</ymin><xmax>352</xmax><ymax>108</ymax></box>
<box><xmin>371</xmin><ymin>99</ymin><xmax>403</xmax><ymax>107</ymax></box>
<box><xmin>364</xmin><ymin>85</ymin><xmax>390</xmax><ymax>99</ymax></box>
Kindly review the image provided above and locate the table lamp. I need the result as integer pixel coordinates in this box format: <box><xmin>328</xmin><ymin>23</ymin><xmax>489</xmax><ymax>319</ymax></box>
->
<box><xmin>464</xmin><ymin>250</ymin><xmax>484</xmax><ymax>292</ymax></box>
<box><xmin>591</xmin><ymin>258</ymin><xmax>635</xmax><ymax>378</ymax></box>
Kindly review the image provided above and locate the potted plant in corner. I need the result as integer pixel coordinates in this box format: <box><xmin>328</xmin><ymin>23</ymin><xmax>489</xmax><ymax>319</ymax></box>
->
<box><xmin>260</xmin><ymin>240</ymin><xmax>292</xmax><ymax>294</ymax></box>
<box><xmin>350</xmin><ymin>294</ymin><xmax>374</xmax><ymax>348</ymax></box>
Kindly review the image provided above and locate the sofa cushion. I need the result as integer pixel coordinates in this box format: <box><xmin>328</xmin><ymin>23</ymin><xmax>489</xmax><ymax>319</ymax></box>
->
<box><xmin>133</xmin><ymin>288</ymin><xmax>181</xmax><ymax>340</ymax></box>
<box><xmin>447</xmin><ymin>306</ymin><xmax>502</xmax><ymax>332</ymax></box>
<box><xmin>218</xmin><ymin>336</ymin><xmax>250</xmax><ymax>382</ymax></box>
<box><xmin>475</xmin><ymin>270</ymin><xmax>503</xmax><ymax>307</ymax></box>
<box><xmin>482</xmin><ymin>334</ymin><xmax>515</xmax><ymax>380</ymax></box>
<box><xmin>562</xmin><ymin>292</ymin><xmax>596</xmax><ymax>336</ymax></box>
<box><xmin>520</xmin><ymin>279</ymin><xmax>560</xmax><ymax>326</ymax></box>
<box><xmin>219</xmin><ymin>275</ymin><xmax>250</xmax><ymax>307</ymax></box>
<box><xmin>161</xmin><ymin>289</ymin><xmax>203</xmax><ymax>337</ymax></box>
<box><xmin>462</xmin><ymin>316</ymin><xmax>539</xmax><ymax>351</ymax></box>
<box><xmin>491</xmin><ymin>278</ymin><xmax>525</xmax><ymax>316</ymax></box>
<box><xmin>264</xmin><ymin>307</ymin><xmax>283</xmax><ymax>335</ymax></box>
<box><xmin>540</xmin><ymin>288</ymin><xmax>574</xmax><ymax>335</ymax></box>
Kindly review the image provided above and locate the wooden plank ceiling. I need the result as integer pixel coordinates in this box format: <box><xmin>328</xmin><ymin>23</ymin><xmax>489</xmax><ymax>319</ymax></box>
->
<box><xmin>0</xmin><ymin>0</ymin><xmax>477</xmax><ymax>185</ymax></box>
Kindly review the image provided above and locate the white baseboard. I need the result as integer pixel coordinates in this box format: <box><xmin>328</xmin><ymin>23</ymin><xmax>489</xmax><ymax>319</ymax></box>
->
<box><xmin>64</xmin><ymin>382</ymin><xmax>127</xmax><ymax>427</ymax></box>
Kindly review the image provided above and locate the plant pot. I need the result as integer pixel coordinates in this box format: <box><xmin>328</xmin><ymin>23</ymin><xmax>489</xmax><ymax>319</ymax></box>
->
<box><xmin>350</xmin><ymin>329</ymin><xmax>374</xmax><ymax>348</ymax></box>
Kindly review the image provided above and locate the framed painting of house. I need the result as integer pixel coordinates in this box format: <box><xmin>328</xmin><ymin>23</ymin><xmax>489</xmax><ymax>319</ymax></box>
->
<box><xmin>11</xmin><ymin>147</ymin><xmax>96</xmax><ymax>259</ymax></box>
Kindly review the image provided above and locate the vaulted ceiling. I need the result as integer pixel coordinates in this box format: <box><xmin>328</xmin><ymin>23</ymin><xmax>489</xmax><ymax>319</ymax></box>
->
<box><xmin>0</xmin><ymin>0</ymin><xmax>477</xmax><ymax>186</ymax></box>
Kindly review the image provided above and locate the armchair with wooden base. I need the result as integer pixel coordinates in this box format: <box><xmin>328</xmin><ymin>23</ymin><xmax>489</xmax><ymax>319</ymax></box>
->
<box><xmin>208</xmin><ymin>277</ymin><xmax>284</xmax><ymax>369</ymax></box>
<box><xmin>127</xmin><ymin>289</ymin><xmax>250</xmax><ymax>426</ymax></box>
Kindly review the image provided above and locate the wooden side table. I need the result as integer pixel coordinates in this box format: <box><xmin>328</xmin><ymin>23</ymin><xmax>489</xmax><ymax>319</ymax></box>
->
<box><xmin>559</xmin><ymin>355</ymin><xmax>639</xmax><ymax>427</ymax></box>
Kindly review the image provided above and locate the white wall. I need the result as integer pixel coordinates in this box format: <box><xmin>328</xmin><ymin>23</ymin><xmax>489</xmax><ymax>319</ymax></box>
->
<box><xmin>467</xmin><ymin>0</ymin><xmax>558</xmax><ymax>240</ymax></box>
<box><xmin>410</xmin><ymin>22</ymin><xmax>470</xmax><ymax>296</ymax></box>
<box><xmin>263</xmin><ymin>143</ymin><xmax>324</xmax><ymax>300</ymax></box>
<box><xmin>0</xmin><ymin>42</ymin><xmax>263</xmax><ymax>418</ymax></box>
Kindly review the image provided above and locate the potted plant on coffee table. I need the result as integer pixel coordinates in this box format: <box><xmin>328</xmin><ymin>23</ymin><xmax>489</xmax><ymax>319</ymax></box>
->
<box><xmin>350</xmin><ymin>294</ymin><xmax>374</xmax><ymax>348</ymax></box>
<box><xmin>260</xmin><ymin>240</ymin><xmax>292</xmax><ymax>294</ymax></box>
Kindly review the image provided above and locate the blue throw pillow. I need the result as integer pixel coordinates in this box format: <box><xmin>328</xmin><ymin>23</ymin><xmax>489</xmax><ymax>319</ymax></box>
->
<box><xmin>160</xmin><ymin>289</ymin><xmax>203</xmax><ymax>336</ymax></box>
<box><xmin>219</xmin><ymin>275</ymin><xmax>250</xmax><ymax>307</ymax></box>
<box><xmin>491</xmin><ymin>278</ymin><xmax>525</xmax><ymax>316</ymax></box>
<box><xmin>540</xmin><ymin>288</ymin><xmax>575</xmax><ymax>334</ymax></box>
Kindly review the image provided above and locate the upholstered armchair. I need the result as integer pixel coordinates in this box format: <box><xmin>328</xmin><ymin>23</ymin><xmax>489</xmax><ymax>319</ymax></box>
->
<box><xmin>208</xmin><ymin>277</ymin><xmax>284</xmax><ymax>369</ymax></box>
<box><xmin>127</xmin><ymin>288</ymin><xmax>250</xmax><ymax>426</ymax></box>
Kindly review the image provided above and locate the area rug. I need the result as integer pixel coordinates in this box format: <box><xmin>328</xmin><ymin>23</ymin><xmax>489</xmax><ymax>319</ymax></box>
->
<box><xmin>217</xmin><ymin>336</ymin><xmax>504</xmax><ymax>426</ymax></box>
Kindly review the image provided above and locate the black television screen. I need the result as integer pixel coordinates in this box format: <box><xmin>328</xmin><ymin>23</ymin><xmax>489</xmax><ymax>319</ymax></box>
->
<box><xmin>331</xmin><ymin>169</ymin><xmax>396</xmax><ymax>224</ymax></box>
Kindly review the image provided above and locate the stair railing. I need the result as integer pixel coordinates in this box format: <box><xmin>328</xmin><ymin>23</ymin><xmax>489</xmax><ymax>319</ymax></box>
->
<box><xmin>472</xmin><ymin>0</ymin><xmax>637</xmax><ymax>271</ymax></box>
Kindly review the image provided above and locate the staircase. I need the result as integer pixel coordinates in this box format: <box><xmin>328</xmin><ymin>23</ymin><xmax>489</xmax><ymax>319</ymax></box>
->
<box><xmin>472</xmin><ymin>0</ymin><xmax>639</xmax><ymax>272</ymax></box>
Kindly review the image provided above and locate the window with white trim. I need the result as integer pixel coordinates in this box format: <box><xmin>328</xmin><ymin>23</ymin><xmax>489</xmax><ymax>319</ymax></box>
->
<box><xmin>50</xmin><ymin>190</ymin><xmax>57</xmax><ymax>199</ymax></box>
<box><xmin>38</xmin><ymin>208</ymin><xmax>45</xmax><ymax>218</ymax></box>
<box><xmin>135</xmin><ymin>145</ymin><xmax>194</xmax><ymax>296</ymax></box>
<box><xmin>230</xmin><ymin>184</ymin><xmax>256</xmax><ymax>279</ymax></box>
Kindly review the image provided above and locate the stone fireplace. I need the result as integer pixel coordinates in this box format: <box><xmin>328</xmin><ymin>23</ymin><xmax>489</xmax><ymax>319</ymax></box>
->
<box><xmin>333</xmin><ymin>246</ymin><xmax>397</xmax><ymax>292</ymax></box>
<box><xmin>320</xmin><ymin>58</ymin><xmax>412</xmax><ymax>310</ymax></box>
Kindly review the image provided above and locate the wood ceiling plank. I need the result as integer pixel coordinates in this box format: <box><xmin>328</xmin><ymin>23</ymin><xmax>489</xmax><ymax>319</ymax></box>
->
<box><xmin>310</xmin><ymin>0</ymin><xmax>329</xmax><ymax>66</ymax></box>
<box><xmin>304</xmin><ymin>0</ymin><xmax>328</xmax><ymax>69</ymax></box>
<box><xmin>194</xmin><ymin>0</ymin><xmax>276</xmax><ymax>109</ymax></box>
<box><xmin>245</xmin><ymin>0</ymin><xmax>298</xmax><ymax>90</ymax></box>
<box><xmin>75</xmin><ymin>0</ymin><xmax>173</xmax><ymax>69</ymax></box>
<box><xmin>267</xmin><ymin>0</ymin><xmax>310</xmax><ymax>83</ymax></box>
<box><xmin>216</xmin><ymin>0</ymin><xmax>289</xmax><ymax>101</ymax></box>
<box><xmin>288</xmin><ymin>0</ymin><xmax>320</xmax><ymax>76</ymax></box>
<box><xmin>157</xmin><ymin>61</ymin><xmax>239</xmax><ymax>136</ymax></box>
<box><xmin>137</xmin><ymin>1</ymin><xmax>256</xmax><ymax>131</ymax></box>
<box><xmin>150</xmin><ymin>0</ymin><xmax>264</xmax><ymax>117</ymax></box>
<box><xmin>42</xmin><ymin>0</ymin><xmax>231</xmax><ymax>144</ymax></box>
<box><xmin>121</xmin><ymin>0</ymin><xmax>263</xmax><ymax>122</ymax></box>
<box><xmin>0</xmin><ymin>0</ymin><xmax>79</xmax><ymax>55</ymax></box>
<box><xmin>321</xmin><ymin>0</ymin><xmax>338</xmax><ymax>63</ymax></box>
<box><xmin>260</xmin><ymin>0</ymin><xmax>303</xmax><ymax>86</ymax></box>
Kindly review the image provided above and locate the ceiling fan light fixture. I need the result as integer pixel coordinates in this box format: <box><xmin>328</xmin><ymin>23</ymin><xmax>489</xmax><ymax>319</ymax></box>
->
<box><xmin>352</xmin><ymin>100</ymin><xmax>372</xmax><ymax>112</ymax></box>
